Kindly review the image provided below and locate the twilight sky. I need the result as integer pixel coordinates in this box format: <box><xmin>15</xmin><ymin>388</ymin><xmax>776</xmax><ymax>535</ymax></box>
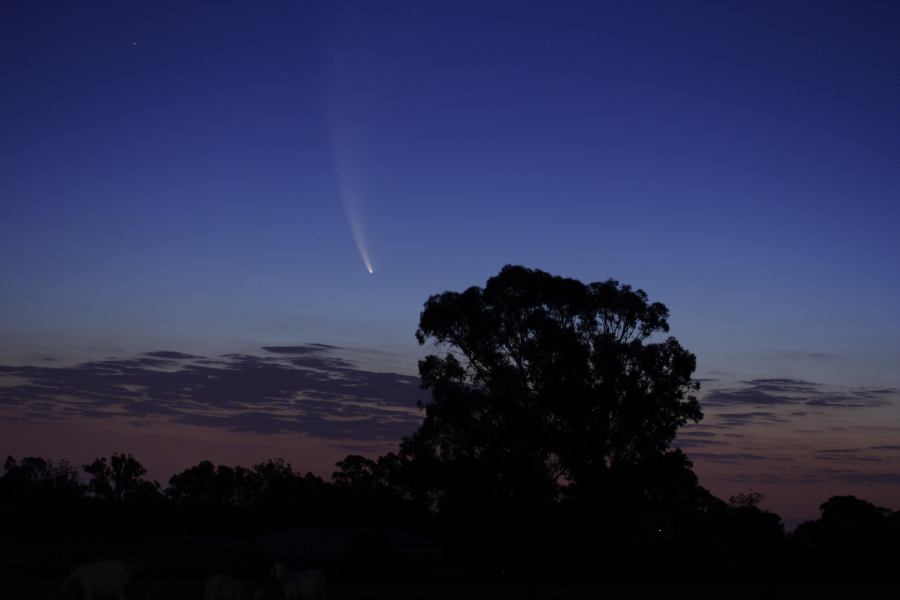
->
<box><xmin>2</xmin><ymin>1</ymin><xmax>899</xmax><ymax>524</ymax></box>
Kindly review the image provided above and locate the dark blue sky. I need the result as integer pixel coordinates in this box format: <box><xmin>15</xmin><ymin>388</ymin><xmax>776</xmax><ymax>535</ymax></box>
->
<box><xmin>2</xmin><ymin>1</ymin><xmax>899</xmax><ymax>520</ymax></box>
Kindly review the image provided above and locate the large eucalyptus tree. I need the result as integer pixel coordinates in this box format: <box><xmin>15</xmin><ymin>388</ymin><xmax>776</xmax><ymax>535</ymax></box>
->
<box><xmin>399</xmin><ymin>265</ymin><xmax>703</xmax><ymax>528</ymax></box>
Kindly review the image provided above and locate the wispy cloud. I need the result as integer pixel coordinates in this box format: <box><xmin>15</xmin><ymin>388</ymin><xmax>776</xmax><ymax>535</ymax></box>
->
<box><xmin>702</xmin><ymin>378</ymin><xmax>896</xmax><ymax>409</ymax></box>
<box><xmin>715</xmin><ymin>411</ymin><xmax>787</xmax><ymax>424</ymax></box>
<box><xmin>0</xmin><ymin>345</ymin><xmax>428</xmax><ymax>441</ymax></box>
<box><xmin>815</xmin><ymin>445</ymin><xmax>900</xmax><ymax>464</ymax></box>
<box><xmin>673</xmin><ymin>438</ymin><xmax>726</xmax><ymax>449</ymax></box>
<box><xmin>820</xmin><ymin>470</ymin><xmax>900</xmax><ymax>485</ymax></box>
<box><xmin>686</xmin><ymin>452</ymin><xmax>771</xmax><ymax>463</ymax></box>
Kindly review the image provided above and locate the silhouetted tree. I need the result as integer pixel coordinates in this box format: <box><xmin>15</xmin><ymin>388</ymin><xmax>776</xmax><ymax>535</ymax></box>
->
<box><xmin>0</xmin><ymin>456</ymin><xmax>86</xmax><ymax>542</ymax></box>
<box><xmin>167</xmin><ymin>460</ymin><xmax>256</xmax><ymax>508</ymax></box>
<box><xmin>333</xmin><ymin>455</ymin><xmax>386</xmax><ymax>494</ymax></box>
<box><xmin>1</xmin><ymin>456</ymin><xmax>83</xmax><ymax>501</ymax></box>
<box><xmin>249</xmin><ymin>458</ymin><xmax>306</xmax><ymax>508</ymax></box>
<box><xmin>167</xmin><ymin>459</ymin><xmax>220</xmax><ymax>505</ymax></box>
<box><xmin>729</xmin><ymin>489</ymin><xmax>764</xmax><ymax>509</ymax></box>
<box><xmin>723</xmin><ymin>490</ymin><xmax>784</xmax><ymax>544</ymax></box>
<box><xmin>83</xmin><ymin>452</ymin><xmax>161</xmax><ymax>502</ymax></box>
<box><xmin>792</xmin><ymin>495</ymin><xmax>898</xmax><ymax>582</ymax></box>
<box><xmin>795</xmin><ymin>495</ymin><xmax>895</xmax><ymax>547</ymax></box>
<box><xmin>396</xmin><ymin>265</ymin><xmax>703</xmax><ymax>531</ymax></box>
<box><xmin>331</xmin><ymin>454</ymin><xmax>424</xmax><ymax>528</ymax></box>
<box><xmin>620</xmin><ymin>448</ymin><xmax>722</xmax><ymax>540</ymax></box>
<box><xmin>819</xmin><ymin>495</ymin><xmax>894</xmax><ymax>534</ymax></box>
<box><xmin>250</xmin><ymin>458</ymin><xmax>296</xmax><ymax>497</ymax></box>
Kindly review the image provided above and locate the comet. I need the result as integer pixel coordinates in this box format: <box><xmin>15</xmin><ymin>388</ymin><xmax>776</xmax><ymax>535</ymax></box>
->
<box><xmin>324</xmin><ymin>28</ymin><xmax>378</xmax><ymax>276</ymax></box>
<box><xmin>346</xmin><ymin>202</ymin><xmax>374</xmax><ymax>274</ymax></box>
<box><xmin>331</xmin><ymin>145</ymin><xmax>374</xmax><ymax>275</ymax></box>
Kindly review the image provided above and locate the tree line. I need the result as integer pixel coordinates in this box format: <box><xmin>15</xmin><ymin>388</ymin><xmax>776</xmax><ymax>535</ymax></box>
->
<box><xmin>2</xmin><ymin>266</ymin><xmax>898</xmax><ymax>587</ymax></box>
<box><xmin>2</xmin><ymin>451</ymin><xmax>899</xmax><ymax>585</ymax></box>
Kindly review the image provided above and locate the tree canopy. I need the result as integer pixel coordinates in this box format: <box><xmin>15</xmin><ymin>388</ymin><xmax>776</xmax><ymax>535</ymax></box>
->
<box><xmin>397</xmin><ymin>265</ymin><xmax>704</xmax><ymax>529</ymax></box>
<box><xmin>0</xmin><ymin>456</ymin><xmax>81</xmax><ymax>501</ymax></box>
<box><xmin>83</xmin><ymin>452</ymin><xmax>161</xmax><ymax>503</ymax></box>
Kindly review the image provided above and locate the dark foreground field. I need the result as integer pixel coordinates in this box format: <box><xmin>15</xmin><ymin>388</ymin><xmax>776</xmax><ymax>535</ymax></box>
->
<box><xmin>4</xmin><ymin>525</ymin><xmax>900</xmax><ymax>599</ymax></box>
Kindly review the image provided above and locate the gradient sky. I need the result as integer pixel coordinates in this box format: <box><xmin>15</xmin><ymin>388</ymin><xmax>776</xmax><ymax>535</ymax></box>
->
<box><xmin>2</xmin><ymin>1</ymin><xmax>899</xmax><ymax>524</ymax></box>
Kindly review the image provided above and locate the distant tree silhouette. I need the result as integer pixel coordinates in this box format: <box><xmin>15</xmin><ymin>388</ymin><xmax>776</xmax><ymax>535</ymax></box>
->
<box><xmin>7</xmin><ymin>451</ymin><xmax>900</xmax><ymax>586</ymax></box>
<box><xmin>729</xmin><ymin>490</ymin><xmax>764</xmax><ymax>509</ymax></box>
<box><xmin>331</xmin><ymin>454</ymin><xmax>423</xmax><ymax>528</ymax></box>
<box><xmin>393</xmin><ymin>265</ymin><xmax>704</xmax><ymax>531</ymax></box>
<box><xmin>167</xmin><ymin>458</ymin><xmax>349</xmax><ymax>532</ymax></box>
<box><xmin>819</xmin><ymin>495</ymin><xmax>894</xmax><ymax>533</ymax></box>
<box><xmin>250</xmin><ymin>457</ymin><xmax>298</xmax><ymax>500</ymax></box>
<box><xmin>249</xmin><ymin>458</ymin><xmax>325</xmax><ymax>512</ymax></box>
<box><xmin>333</xmin><ymin>455</ymin><xmax>387</xmax><ymax>494</ymax></box>
<box><xmin>723</xmin><ymin>490</ymin><xmax>784</xmax><ymax>544</ymax></box>
<box><xmin>795</xmin><ymin>495</ymin><xmax>895</xmax><ymax>547</ymax></box>
<box><xmin>792</xmin><ymin>494</ymin><xmax>899</xmax><ymax>582</ymax></box>
<box><xmin>167</xmin><ymin>460</ymin><xmax>256</xmax><ymax>508</ymax></box>
<box><xmin>1</xmin><ymin>456</ymin><xmax>83</xmax><ymax>501</ymax></box>
<box><xmin>83</xmin><ymin>452</ymin><xmax>161</xmax><ymax>502</ymax></box>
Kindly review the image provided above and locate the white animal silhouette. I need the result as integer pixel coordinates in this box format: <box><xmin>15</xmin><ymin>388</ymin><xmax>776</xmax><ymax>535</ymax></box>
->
<box><xmin>59</xmin><ymin>559</ymin><xmax>140</xmax><ymax>600</ymax></box>
<box><xmin>270</xmin><ymin>563</ymin><xmax>326</xmax><ymax>600</ymax></box>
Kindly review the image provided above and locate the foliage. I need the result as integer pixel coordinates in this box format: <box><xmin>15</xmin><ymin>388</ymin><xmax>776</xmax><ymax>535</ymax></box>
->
<box><xmin>397</xmin><ymin>265</ymin><xmax>703</xmax><ymax>529</ymax></box>
<box><xmin>83</xmin><ymin>452</ymin><xmax>161</xmax><ymax>502</ymax></box>
<box><xmin>795</xmin><ymin>494</ymin><xmax>897</xmax><ymax>547</ymax></box>
<box><xmin>1</xmin><ymin>455</ymin><xmax>82</xmax><ymax>501</ymax></box>
<box><xmin>2</xmin><ymin>452</ymin><xmax>900</xmax><ymax>584</ymax></box>
<box><xmin>166</xmin><ymin>460</ymin><xmax>257</xmax><ymax>508</ymax></box>
<box><xmin>729</xmin><ymin>490</ymin><xmax>765</xmax><ymax>509</ymax></box>
<box><xmin>332</xmin><ymin>455</ymin><xmax>388</xmax><ymax>493</ymax></box>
